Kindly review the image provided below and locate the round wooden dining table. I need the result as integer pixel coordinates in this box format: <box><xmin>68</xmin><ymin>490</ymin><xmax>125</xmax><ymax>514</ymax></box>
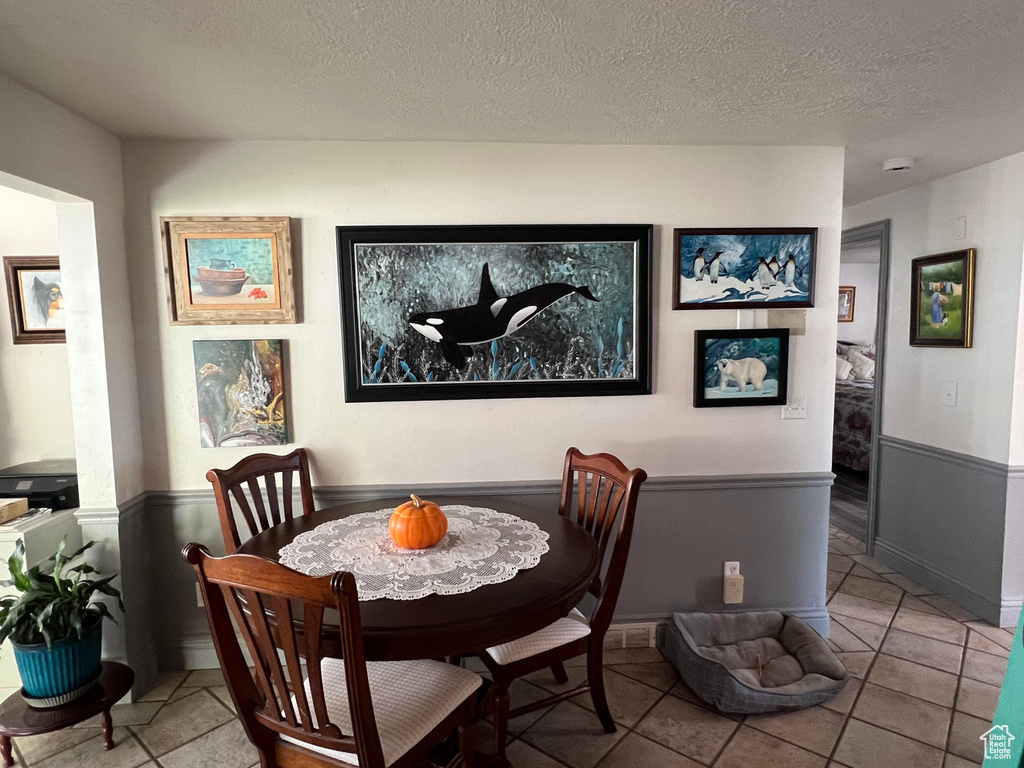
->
<box><xmin>236</xmin><ymin>494</ymin><xmax>600</xmax><ymax>661</ymax></box>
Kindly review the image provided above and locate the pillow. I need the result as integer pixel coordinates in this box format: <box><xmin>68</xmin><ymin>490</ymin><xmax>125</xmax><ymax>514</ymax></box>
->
<box><xmin>848</xmin><ymin>344</ymin><xmax>876</xmax><ymax>360</ymax></box>
<box><xmin>846</xmin><ymin>350</ymin><xmax>875</xmax><ymax>380</ymax></box>
<box><xmin>836</xmin><ymin>356</ymin><xmax>854</xmax><ymax>381</ymax></box>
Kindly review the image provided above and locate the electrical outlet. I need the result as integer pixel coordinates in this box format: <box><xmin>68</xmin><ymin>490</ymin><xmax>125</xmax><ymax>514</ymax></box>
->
<box><xmin>196</xmin><ymin>583</ymin><xmax>204</xmax><ymax>608</ymax></box>
<box><xmin>724</xmin><ymin>561</ymin><xmax>740</xmax><ymax>577</ymax></box>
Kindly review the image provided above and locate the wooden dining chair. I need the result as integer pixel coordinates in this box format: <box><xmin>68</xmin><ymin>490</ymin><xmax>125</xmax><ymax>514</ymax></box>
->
<box><xmin>207</xmin><ymin>447</ymin><xmax>316</xmax><ymax>553</ymax></box>
<box><xmin>477</xmin><ymin>447</ymin><xmax>647</xmax><ymax>759</ymax></box>
<box><xmin>182</xmin><ymin>543</ymin><xmax>481</xmax><ymax>768</ymax></box>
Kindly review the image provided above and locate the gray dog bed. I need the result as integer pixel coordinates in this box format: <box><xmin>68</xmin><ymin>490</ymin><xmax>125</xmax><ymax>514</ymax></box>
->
<box><xmin>658</xmin><ymin>611</ymin><xmax>849</xmax><ymax>714</ymax></box>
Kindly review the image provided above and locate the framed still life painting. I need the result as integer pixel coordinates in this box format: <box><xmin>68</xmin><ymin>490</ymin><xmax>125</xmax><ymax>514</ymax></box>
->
<box><xmin>910</xmin><ymin>249</ymin><xmax>975</xmax><ymax>348</ymax></box>
<box><xmin>673</xmin><ymin>228</ymin><xmax>817</xmax><ymax>309</ymax></box>
<box><xmin>193</xmin><ymin>339</ymin><xmax>287</xmax><ymax>447</ymax></box>
<box><xmin>337</xmin><ymin>224</ymin><xmax>653</xmax><ymax>402</ymax></box>
<box><xmin>838</xmin><ymin>286</ymin><xmax>856</xmax><ymax>322</ymax></box>
<box><xmin>162</xmin><ymin>216</ymin><xmax>296</xmax><ymax>325</ymax></box>
<box><xmin>3</xmin><ymin>256</ymin><xmax>65</xmax><ymax>344</ymax></box>
<box><xmin>693</xmin><ymin>328</ymin><xmax>790</xmax><ymax>407</ymax></box>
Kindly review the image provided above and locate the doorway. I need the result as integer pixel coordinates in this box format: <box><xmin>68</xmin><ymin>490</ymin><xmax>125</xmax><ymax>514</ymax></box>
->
<box><xmin>832</xmin><ymin>220</ymin><xmax>891</xmax><ymax>554</ymax></box>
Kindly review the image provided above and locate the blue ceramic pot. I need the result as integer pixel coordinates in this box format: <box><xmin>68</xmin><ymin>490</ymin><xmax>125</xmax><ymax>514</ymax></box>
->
<box><xmin>12</xmin><ymin>623</ymin><xmax>102</xmax><ymax>699</ymax></box>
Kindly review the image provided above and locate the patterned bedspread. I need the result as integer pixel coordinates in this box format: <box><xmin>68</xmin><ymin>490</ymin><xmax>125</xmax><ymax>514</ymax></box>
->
<box><xmin>834</xmin><ymin>380</ymin><xmax>874</xmax><ymax>472</ymax></box>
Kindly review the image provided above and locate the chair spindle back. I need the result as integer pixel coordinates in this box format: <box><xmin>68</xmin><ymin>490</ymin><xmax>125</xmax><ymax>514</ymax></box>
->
<box><xmin>558</xmin><ymin>447</ymin><xmax>647</xmax><ymax>633</ymax></box>
<box><xmin>182</xmin><ymin>544</ymin><xmax>387</xmax><ymax>767</ymax></box>
<box><xmin>207</xmin><ymin>447</ymin><xmax>315</xmax><ymax>553</ymax></box>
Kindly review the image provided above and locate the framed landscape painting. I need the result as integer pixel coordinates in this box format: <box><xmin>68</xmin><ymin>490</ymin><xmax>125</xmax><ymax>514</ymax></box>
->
<box><xmin>673</xmin><ymin>228</ymin><xmax>816</xmax><ymax>309</ymax></box>
<box><xmin>338</xmin><ymin>224</ymin><xmax>653</xmax><ymax>402</ymax></box>
<box><xmin>694</xmin><ymin>329</ymin><xmax>789</xmax><ymax>407</ymax></box>
<box><xmin>193</xmin><ymin>339</ymin><xmax>287</xmax><ymax>447</ymax></box>
<box><xmin>3</xmin><ymin>256</ymin><xmax>65</xmax><ymax>344</ymax></box>
<box><xmin>910</xmin><ymin>249</ymin><xmax>975</xmax><ymax>348</ymax></box>
<box><xmin>162</xmin><ymin>216</ymin><xmax>295</xmax><ymax>325</ymax></box>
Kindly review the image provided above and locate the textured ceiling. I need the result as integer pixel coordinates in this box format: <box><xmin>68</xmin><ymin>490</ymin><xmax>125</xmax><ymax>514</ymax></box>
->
<box><xmin>1</xmin><ymin>0</ymin><xmax>1023</xmax><ymax>203</ymax></box>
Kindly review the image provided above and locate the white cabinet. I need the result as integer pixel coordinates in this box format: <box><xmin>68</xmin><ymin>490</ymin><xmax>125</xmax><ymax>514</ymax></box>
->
<box><xmin>0</xmin><ymin>510</ymin><xmax>82</xmax><ymax>699</ymax></box>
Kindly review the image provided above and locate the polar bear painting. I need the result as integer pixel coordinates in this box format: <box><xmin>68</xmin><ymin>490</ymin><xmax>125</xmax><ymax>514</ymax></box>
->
<box><xmin>697</xmin><ymin>330</ymin><xmax>788</xmax><ymax>406</ymax></box>
<box><xmin>717</xmin><ymin>357</ymin><xmax>767</xmax><ymax>393</ymax></box>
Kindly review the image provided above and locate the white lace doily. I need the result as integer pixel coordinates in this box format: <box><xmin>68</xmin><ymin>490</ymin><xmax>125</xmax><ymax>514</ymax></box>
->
<box><xmin>278</xmin><ymin>505</ymin><xmax>550</xmax><ymax>600</ymax></box>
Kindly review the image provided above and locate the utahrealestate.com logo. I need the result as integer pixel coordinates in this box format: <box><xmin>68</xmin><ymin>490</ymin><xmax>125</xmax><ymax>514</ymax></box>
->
<box><xmin>981</xmin><ymin>725</ymin><xmax>1015</xmax><ymax>760</ymax></box>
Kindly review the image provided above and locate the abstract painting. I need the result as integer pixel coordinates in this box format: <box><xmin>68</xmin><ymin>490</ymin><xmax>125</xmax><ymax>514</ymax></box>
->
<box><xmin>910</xmin><ymin>249</ymin><xmax>975</xmax><ymax>347</ymax></box>
<box><xmin>338</xmin><ymin>225</ymin><xmax>652</xmax><ymax>401</ymax></box>
<box><xmin>694</xmin><ymin>329</ymin><xmax>789</xmax><ymax>407</ymax></box>
<box><xmin>162</xmin><ymin>217</ymin><xmax>295</xmax><ymax>324</ymax></box>
<box><xmin>673</xmin><ymin>228</ymin><xmax>817</xmax><ymax>309</ymax></box>
<box><xmin>193</xmin><ymin>339</ymin><xmax>287</xmax><ymax>447</ymax></box>
<box><xmin>3</xmin><ymin>256</ymin><xmax>65</xmax><ymax>344</ymax></box>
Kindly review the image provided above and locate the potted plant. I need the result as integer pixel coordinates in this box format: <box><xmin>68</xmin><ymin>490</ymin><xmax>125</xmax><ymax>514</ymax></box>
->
<box><xmin>0</xmin><ymin>537</ymin><xmax>123</xmax><ymax>706</ymax></box>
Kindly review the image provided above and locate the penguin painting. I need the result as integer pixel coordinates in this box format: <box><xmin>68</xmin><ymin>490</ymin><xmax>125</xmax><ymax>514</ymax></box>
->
<box><xmin>767</xmin><ymin>256</ymin><xmax>781</xmax><ymax>278</ymax></box>
<box><xmin>782</xmin><ymin>252</ymin><xmax>803</xmax><ymax>287</ymax></box>
<box><xmin>408</xmin><ymin>263</ymin><xmax>598</xmax><ymax>370</ymax></box>
<box><xmin>751</xmin><ymin>257</ymin><xmax>776</xmax><ymax>289</ymax></box>
<box><xmin>708</xmin><ymin>251</ymin><xmax>727</xmax><ymax>284</ymax></box>
<box><xmin>691</xmin><ymin>248</ymin><xmax>708</xmax><ymax>281</ymax></box>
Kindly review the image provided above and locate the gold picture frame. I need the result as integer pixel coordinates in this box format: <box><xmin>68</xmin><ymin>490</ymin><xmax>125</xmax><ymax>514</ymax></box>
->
<box><xmin>161</xmin><ymin>216</ymin><xmax>296</xmax><ymax>325</ymax></box>
<box><xmin>837</xmin><ymin>286</ymin><xmax>855</xmax><ymax>322</ymax></box>
<box><xmin>910</xmin><ymin>248</ymin><xmax>975</xmax><ymax>348</ymax></box>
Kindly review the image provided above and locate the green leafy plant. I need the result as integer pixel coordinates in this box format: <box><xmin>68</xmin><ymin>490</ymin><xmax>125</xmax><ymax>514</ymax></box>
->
<box><xmin>0</xmin><ymin>538</ymin><xmax>124</xmax><ymax>648</ymax></box>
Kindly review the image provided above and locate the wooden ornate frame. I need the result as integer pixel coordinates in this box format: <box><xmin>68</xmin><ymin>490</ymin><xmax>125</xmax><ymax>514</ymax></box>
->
<box><xmin>910</xmin><ymin>248</ymin><xmax>975</xmax><ymax>348</ymax></box>
<box><xmin>161</xmin><ymin>216</ymin><xmax>295</xmax><ymax>325</ymax></box>
<box><xmin>838</xmin><ymin>286</ymin><xmax>856</xmax><ymax>322</ymax></box>
<box><xmin>3</xmin><ymin>256</ymin><xmax>65</xmax><ymax>344</ymax></box>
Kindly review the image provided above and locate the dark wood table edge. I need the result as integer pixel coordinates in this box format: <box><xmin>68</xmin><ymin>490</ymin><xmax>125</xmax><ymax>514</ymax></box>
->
<box><xmin>0</xmin><ymin>661</ymin><xmax>134</xmax><ymax>767</ymax></box>
<box><xmin>236</xmin><ymin>497</ymin><xmax>602</xmax><ymax>660</ymax></box>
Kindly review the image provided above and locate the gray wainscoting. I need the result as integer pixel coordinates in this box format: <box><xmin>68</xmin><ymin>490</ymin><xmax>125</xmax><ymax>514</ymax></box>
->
<box><xmin>144</xmin><ymin>472</ymin><xmax>833</xmax><ymax>669</ymax></box>
<box><xmin>875</xmin><ymin>435</ymin><xmax>1022</xmax><ymax>627</ymax></box>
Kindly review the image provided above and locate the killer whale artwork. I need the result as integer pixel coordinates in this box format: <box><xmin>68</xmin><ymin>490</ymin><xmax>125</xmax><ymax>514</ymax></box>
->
<box><xmin>337</xmin><ymin>224</ymin><xmax>652</xmax><ymax>402</ymax></box>
<box><xmin>408</xmin><ymin>264</ymin><xmax>598</xmax><ymax>370</ymax></box>
<box><xmin>673</xmin><ymin>228</ymin><xmax>817</xmax><ymax>310</ymax></box>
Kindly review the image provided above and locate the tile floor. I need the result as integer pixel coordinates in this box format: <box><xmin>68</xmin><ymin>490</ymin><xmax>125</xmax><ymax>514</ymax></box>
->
<box><xmin>9</xmin><ymin>525</ymin><xmax>1014</xmax><ymax>767</ymax></box>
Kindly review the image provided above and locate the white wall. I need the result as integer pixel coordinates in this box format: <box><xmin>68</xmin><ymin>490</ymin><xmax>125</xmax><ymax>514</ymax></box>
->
<box><xmin>122</xmin><ymin>141</ymin><xmax>845</xmax><ymax>489</ymax></box>
<box><xmin>0</xmin><ymin>73</ymin><xmax>144</xmax><ymax>505</ymax></box>
<box><xmin>837</xmin><ymin>260</ymin><xmax>879</xmax><ymax>346</ymax></box>
<box><xmin>0</xmin><ymin>187</ymin><xmax>76</xmax><ymax>466</ymax></box>
<box><xmin>844</xmin><ymin>152</ymin><xmax>1024</xmax><ymax>465</ymax></box>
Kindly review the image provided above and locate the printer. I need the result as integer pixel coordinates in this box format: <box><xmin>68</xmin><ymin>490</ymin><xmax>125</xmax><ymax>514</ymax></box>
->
<box><xmin>0</xmin><ymin>460</ymin><xmax>79</xmax><ymax>510</ymax></box>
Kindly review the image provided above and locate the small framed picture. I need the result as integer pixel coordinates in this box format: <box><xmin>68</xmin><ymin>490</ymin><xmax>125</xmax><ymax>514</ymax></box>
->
<box><xmin>673</xmin><ymin>228</ymin><xmax>816</xmax><ymax>309</ymax></box>
<box><xmin>694</xmin><ymin>328</ymin><xmax>790</xmax><ymax>407</ymax></box>
<box><xmin>161</xmin><ymin>216</ymin><xmax>296</xmax><ymax>325</ymax></box>
<box><xmin>838</xmin><ymin>286</ymin><xmax>856</xmax><ymax>322</ymax></box>
<box><xmin>3</xmin><ymin>256</ymin><xmax>65</xmax><ymax>344</ymax></box>
<box><xmin>910</xmin><ymin>249</ymin><xmax>975</xmax><ymax>348</ymax></box>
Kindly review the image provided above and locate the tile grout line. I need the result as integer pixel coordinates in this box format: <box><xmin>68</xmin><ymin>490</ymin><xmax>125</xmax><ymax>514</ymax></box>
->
<box><xmin>824</xmin><ymin>560</ymin><xmax>906</xmax><ymax>766</ymax></box>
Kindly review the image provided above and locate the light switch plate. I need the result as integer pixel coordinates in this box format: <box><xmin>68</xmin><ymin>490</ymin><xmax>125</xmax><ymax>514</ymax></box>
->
<box><xmin>782</xmin><ymin>402</ymin><xmax>807</xmax><ymax>419</ymax></box>
<box><xmin>941</xmin><ymin>381</ymin><xmax>957</xmax><ymax>407</ymax></box>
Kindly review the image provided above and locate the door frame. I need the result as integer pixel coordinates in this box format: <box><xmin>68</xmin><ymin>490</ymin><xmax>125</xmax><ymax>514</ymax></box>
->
<box><xmin>840</xmin><ymin>219</ymin><xmax>891</xmax><ymax>556</ymax></box>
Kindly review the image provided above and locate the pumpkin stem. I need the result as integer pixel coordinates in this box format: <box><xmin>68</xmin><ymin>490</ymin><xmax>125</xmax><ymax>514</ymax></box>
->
<box><xmin>410</xmin><ymin>494</ymin><xmax>422</xmax><ymax>508</ymax></box>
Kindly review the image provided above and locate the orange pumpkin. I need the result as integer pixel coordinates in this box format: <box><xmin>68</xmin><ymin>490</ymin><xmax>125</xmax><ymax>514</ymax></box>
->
<box><xmin>389</xmin><ymin>494</ymin><xmax>448</xmax><ymax>549</ymax></box>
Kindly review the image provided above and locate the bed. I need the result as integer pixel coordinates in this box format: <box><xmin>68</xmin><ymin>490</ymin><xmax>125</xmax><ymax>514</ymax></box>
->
<box><xmin>833</xmin><ymin>343</ymin><xmax>875</xmax><ymax>472</ymax></box>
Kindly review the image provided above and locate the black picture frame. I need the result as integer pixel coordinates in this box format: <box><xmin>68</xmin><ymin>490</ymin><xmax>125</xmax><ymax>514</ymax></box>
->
<box><xmin>673</xmin><ymin>227</ymin><xmax>817</xmax><ymax>310</ymax></box>
<box><xmin>693</xmin><ymin>328</ymin><xmax>790</xmax><ymax>408</ymax></box>
<box><xmin>338</xmin><ymin>224</ymin><xmax>653</xmax><ymax>402</ymax></box>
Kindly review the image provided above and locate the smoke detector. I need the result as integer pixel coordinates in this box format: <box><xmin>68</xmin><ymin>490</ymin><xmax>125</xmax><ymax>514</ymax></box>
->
<box><xmin>883</xmin><ymin>158</ymin><xmax>915</xmax><ymax>173</ymax></box>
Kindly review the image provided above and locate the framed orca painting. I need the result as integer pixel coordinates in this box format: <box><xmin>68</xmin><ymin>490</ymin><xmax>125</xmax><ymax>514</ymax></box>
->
<box><xmin>673</xmin><ymin>228</ymin><xmax>817</xmax><ymax>309</ymax></box>
<box><xmin>337</xmin><ymin>225</ymin><xmax>653</xmax><ymax>402</ymax></box>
